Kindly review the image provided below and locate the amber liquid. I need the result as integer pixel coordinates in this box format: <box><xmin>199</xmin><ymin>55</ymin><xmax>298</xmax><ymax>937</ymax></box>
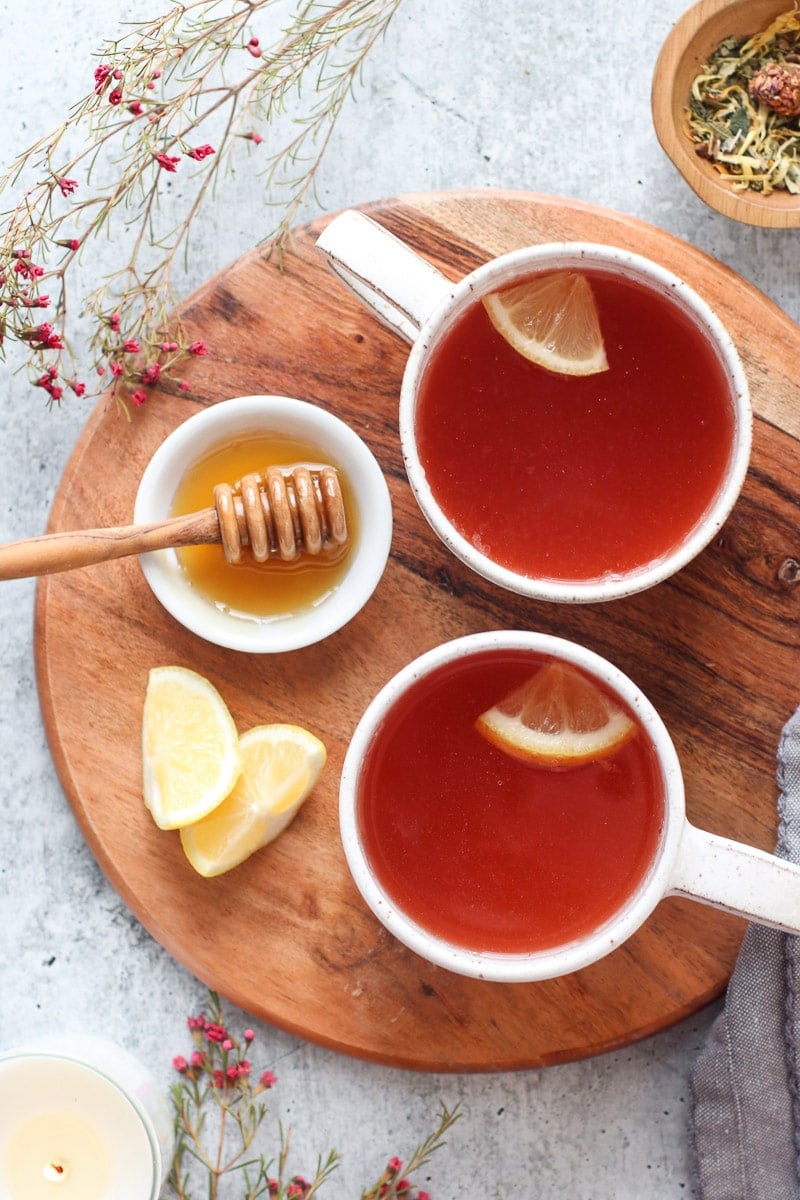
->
<box><xmin>358</xmin><ymin>650</ymin><xmax>665</xmax><ymax>954</ymax></box>
<box><xmin>417</xmin><ymin>269</ymin><xmax>735</xmax><ymax>582</ymax></box>
<box><xmin>171</xmin><ymin>433</ymin><xmax>354</xmax><ymax>620</ymax></box>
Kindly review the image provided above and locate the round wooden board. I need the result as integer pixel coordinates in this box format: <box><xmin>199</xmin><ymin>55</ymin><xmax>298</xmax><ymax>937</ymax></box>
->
<box><xmin>34</xmin><ymin>190</ymin><xmax>800</xmax><ymax>1072</ymax></box>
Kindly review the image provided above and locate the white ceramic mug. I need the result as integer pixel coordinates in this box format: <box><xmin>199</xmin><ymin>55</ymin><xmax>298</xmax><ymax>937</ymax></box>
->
<box><xmin>339</xmin><ymin>630</ymin><xmax>800</xmax><ymax>982</ymax></box>
<box><xmin>317</xmin><ymin>210</ymin><xmax>752</xmax><ymax>604</ymax></box>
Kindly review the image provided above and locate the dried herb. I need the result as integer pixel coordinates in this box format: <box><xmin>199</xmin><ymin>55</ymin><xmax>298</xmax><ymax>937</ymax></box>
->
<box><xmin>686</xmin><ymin>9</ymin><xmax>800</xmax><ymax>194</ymax></box>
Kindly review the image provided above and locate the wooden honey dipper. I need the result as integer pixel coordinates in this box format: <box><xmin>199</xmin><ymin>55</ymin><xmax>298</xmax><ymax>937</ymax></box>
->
<box><xmin>0</xmin><ymin>464</ymin><xmax>348</xmax><ymax>581</ymax></box>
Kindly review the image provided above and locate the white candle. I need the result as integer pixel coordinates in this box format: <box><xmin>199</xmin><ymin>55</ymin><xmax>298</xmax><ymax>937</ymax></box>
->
<box><xmin>0</xmin><ymin>1038</ymin><xmax>173</xmax><ymax>1200</ymax></box>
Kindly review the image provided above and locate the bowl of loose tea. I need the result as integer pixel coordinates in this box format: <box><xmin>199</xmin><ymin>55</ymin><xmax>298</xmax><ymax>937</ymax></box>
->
<box><xmin>652</xmin><ymin>0</ymin><xmax>800</xmax><ymax>226</ymax></box>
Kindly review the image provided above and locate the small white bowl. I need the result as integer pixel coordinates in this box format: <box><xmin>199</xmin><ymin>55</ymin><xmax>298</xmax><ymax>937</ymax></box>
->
<box><xmin>133</xmin><ymin>395</ymin><xmax>392</xmax><ymax>653</ymax></box>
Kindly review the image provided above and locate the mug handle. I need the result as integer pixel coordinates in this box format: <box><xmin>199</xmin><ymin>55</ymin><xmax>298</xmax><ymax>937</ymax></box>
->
<box><xmin>669</xmin><ymin>821</ymin><xmax>800</xmax><ymax>933</ymax></box>
<box><xmin>316</xmin><ymin>210</ymin><xmax>454</xmax><ymax>343</ymax></box>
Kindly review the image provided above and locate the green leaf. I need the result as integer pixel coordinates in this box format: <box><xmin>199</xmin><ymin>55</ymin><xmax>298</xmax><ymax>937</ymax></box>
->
<box><xmin>728</xmin><ymin>104</ymin><xmax>751</xmax><ymax>137</ymax></box>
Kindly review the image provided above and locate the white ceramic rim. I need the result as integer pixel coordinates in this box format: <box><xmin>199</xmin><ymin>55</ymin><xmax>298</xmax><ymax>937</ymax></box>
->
<box><xmin>133</xmin><ymin>395</ymin><xmax>393</xmax><ymax>653</ymax></box>
<box><xmin>339</xmin><ymin>630</ymin><xmax>686</xmax><ymax>982</ymax></box>
<box><xmin>398</xmin><ymin>242</ymin><xmax>752</xmax><ymax>604</ymax></box>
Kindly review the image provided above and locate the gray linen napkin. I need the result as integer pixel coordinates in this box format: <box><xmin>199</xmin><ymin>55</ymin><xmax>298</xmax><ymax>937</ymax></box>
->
<box><xmin>689</xmin><ymin>704</ymin><xmax>800</xmax><ymax>1199</ymax></box>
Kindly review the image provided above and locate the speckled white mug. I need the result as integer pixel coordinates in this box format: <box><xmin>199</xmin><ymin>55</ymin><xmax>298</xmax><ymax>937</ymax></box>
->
<box><xmin>317</xmin><ymin>210</ymin><xmax>752</xmax><ymax>604</ymax></box>
<box><xmin>339</xmin><ymin>631</ymin><xmax>800</xmax><ymax>982</ymax></box>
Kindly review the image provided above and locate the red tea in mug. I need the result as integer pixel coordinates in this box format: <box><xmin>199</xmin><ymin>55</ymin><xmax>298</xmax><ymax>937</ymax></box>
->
<box><xmin>415</xmin><ymin>269</ymin><xmax>735</xmax><ymax>582</ymax></box>
<box><xmin>357</xmin><ymin>649</ymin><xmax>665</xmax><ymax>954</ymax></box>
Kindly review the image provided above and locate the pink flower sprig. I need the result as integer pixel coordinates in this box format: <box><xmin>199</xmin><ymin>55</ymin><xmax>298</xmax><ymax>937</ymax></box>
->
<box><xmin>0</xmin><ymin>0</ymin><xmax>405</xmax><ymax>418</ymax></box>
<box><xmin>170</xmin><ymin>992</ymin><xmax>458</xmax><ymax>1200</ymax></box>
<box><xmin>80</xmin><ymin>296</ymin><xmax>213</xmax><ymax>416</ymax></box>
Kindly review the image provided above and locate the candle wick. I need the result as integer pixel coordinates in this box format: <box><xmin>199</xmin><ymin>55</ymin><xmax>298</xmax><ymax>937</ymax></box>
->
<box><xmin>43</xmin><ymin>1160</ymin><xmax>68</xmax><ymax>1182</ymax></box>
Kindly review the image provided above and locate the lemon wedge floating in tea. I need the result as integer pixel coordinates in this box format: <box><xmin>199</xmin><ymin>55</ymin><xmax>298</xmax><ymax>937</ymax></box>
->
<box><xmin>142</xmin><ymin>666</ymin><xmax>242</xmax><ymax>830</ymax></box>
<box><xmin>482</xmin><ymin>271</ymin><xmax>609</xmax><ymax>376</ymax></box>
<box><xmin>179</xmin><ymin>723</ymin><xmax>326</xmax><ymax>878</ymax></box>
<box><xmin>475</xmin><ymin>660</ymin><xmax>636</xmax><ymax>768</ymax></box>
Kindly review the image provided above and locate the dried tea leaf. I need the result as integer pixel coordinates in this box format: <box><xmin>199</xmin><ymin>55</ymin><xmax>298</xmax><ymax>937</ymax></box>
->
<box><xmin>686</xmin><ymin>11</ymin><xmax>800</xmax><ymax>195</ymax></box>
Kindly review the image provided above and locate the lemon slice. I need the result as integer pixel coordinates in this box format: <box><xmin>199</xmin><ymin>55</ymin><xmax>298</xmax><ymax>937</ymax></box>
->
<box><xmin>142</xmin><ymin>666</ymin><xmax>242</xmax><ymax>830</ymax></box>
<box><xmin>482</xmin><ymin>271</ymin><xmax>609</xmax><ymax>376</ymax></box>
<box><xmin>475</xmin><ymin>660</ymin><xmax>636</xmax><ymax>768</ymax></box>
<box><xmin>179</xmin><ymin>723</ymin><xmax>327</xmax><ymax>877</ymax></box>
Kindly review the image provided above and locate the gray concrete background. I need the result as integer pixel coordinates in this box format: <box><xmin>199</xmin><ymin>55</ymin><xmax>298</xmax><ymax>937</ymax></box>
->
<box><xmin>1</xmin><ymin>2</ymin><xmax>797</xmax><ymax>1197</ymax></box>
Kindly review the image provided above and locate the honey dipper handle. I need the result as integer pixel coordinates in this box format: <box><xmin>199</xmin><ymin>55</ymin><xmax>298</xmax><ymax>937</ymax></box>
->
<box><xmin>0</xmin><ymin>508</ymin><xmax>220</xmax><ymax>580</ymax></box>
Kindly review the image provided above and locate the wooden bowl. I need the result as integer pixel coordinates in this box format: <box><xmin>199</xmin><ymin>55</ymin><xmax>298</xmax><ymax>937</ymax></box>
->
<box><xmin>652</xmin><ymin>0</ymin><xmax>800</xmax><ymax>227</ymax></box>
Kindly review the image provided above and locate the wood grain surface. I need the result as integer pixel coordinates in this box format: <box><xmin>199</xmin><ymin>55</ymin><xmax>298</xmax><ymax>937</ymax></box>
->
<box><xmin>34</xmin><ymin>190</ymin><xmax>800</xmax><ymax>1072</ymax></box>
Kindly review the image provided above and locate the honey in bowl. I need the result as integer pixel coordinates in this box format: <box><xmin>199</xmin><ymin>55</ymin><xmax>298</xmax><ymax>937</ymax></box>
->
<box><xmin>171</xmin><ymin>433</ymin><xmax>355</xmax><ymax>620</ymax></box>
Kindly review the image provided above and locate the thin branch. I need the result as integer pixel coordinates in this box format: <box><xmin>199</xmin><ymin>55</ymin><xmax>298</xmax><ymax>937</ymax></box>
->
<box><xmin>0</xmin><ymin>0</ymin><xmax>404</xmax><ymax>415</ymax></box>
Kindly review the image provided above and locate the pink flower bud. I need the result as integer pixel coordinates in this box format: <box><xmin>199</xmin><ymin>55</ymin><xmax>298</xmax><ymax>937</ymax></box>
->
<box><xmin>155</xmin><ymin>152</ymin><xmax>180</xmax><ymax>172</ymax></box>
<box><xmin>131</xmin><ymin>389</ymin><xmax>148</xmax><ymax>407</ymax></box>
<box><xmin>188</xmin><ymin>144</ymin><xmax>215</xmax><ymax>161</ymax></box>
<box><xmin>94</xmin><ymin>64</ymin><xmax>111</xmax><ymax>94</ymax></box>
